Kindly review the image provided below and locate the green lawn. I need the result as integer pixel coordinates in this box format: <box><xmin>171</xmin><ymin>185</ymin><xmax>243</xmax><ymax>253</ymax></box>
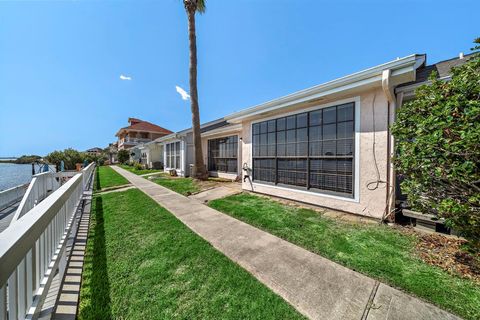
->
<box><xmin>209</xmin><ymin>193</ymin><xmax>480</xmax><ymax>320</ymax></box>
<box><xmin>78</xmin><ymin>189</ymin><xmax>303</xmax><ymax>320</ymax></box>
<box><xmin>151</xmin><ymin>175</ymin><xmax>200</xmax><ymax>196</ymax></box>
<box><xmin>119</xmin><ymin>164</ymin><xmax>163</xmax><ymax>176</ymax></box>
<box><xmin>94</xmin><ymin>166</ymin><xmax>129</xmax><ymax>191</ymax></box>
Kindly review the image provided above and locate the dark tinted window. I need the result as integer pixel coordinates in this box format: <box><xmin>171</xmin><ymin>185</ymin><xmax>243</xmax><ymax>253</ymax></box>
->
<box><xmin>252</xmin><ymin>103</ymin><xmax>355</xmax><ymax>196</ymax></box>
<box><xmin>208</xmin><ymin>136</ymin><xmax>238</xmax><ymax>173</ymax></box>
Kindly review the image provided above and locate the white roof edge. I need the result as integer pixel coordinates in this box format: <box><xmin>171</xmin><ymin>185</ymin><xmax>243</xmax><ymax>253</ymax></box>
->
<box><xmin>177</xmin><ymin>117</ymin><xmax>226</xmax><ymax>135</ymax></box>
<box><xmin>200</xmin><ymin>123</ymin><xmax>242</xmax><ymax>138</ymax></box>
<box><xmin>155</xmin><ymin>117</ymin><xmax>228</xmax><ymax>141</ymax></box>
<box><xmin>225</xmin><ymin>54</ymin><xmax>425</xmax><ymax>122</ymax></box>
<box><xmin>153</xmin><ymin>133</ymin><xmax>182</xmax><ymax>143</ymax></box>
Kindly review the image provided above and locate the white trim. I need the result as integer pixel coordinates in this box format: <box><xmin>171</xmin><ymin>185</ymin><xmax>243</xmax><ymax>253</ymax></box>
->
<box><xmin>249</xmin><ymin>96</ymin><xmax>360</xmax><ymax>203</ymax></box>
<box><xmin>181</xmin><ymin>140</ymin><xmax>186</xmax><ymax>175</ymax></box>
<box><xmin>201</xmin><ymin>124</ymin><xmax>242</xmax><ymax>138</ymax></box>
<box><xmin>249</xmin><ymin>96</ymin><xmax>359</xmax><ymax>125</ymax></box>
<box><xmin>252</xmin><ymin>182</ymin><xmax>359</xmax><ymax>203</ymax></box>
<box><xmin>354</xmin><ymin>96</ymin><xmax>360</xmax><ymax>202</ymax></box>
<box><xmin>209</xmin><ymin>171</ymin><xmax>238</xmax><ymax>180</ymax></box>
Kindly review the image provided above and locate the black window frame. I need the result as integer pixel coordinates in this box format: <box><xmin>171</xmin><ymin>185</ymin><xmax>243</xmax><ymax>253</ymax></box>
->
<box><xmin>252</xmin><ymin>102</ymin><xmax>355</xmax><ymax>198</ymax></box>
<box><xmin>208</xmin><ymin>135</ymin><xmax>238</xmax><ymax>173</ymax></box>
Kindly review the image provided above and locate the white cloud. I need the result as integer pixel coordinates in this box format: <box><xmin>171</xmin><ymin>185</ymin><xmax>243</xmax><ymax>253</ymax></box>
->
<box><xmin>119</xmin><ymin>74</ymin><xmax>132</xmax><ymax>81</ymax></box>
<box><xmin>175</xmin><ymin>85</ymin><xmax>190</xmax><ymax>100</ymax></box>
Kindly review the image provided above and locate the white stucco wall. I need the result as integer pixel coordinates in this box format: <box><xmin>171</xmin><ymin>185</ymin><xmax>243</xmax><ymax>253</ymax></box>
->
<box><xmin>240</xmin><ymin>89</ymin><xmax>390</xmax><ymax>219</ymax></box>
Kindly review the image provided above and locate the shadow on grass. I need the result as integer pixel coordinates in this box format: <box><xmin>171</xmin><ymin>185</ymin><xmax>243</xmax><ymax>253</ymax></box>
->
<box><xmin>94</xmin><ymin>169</ymin><xmax>101</xmax><ymax>191</ymax></box>
<box><xmin>78</xmin><ymin>196</ymin><xmax>112</xmax><ymax>320</ymax></box>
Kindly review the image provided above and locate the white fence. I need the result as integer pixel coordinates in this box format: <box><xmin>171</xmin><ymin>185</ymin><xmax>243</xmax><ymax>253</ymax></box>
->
<box><xmin>0</xmin><ymin>163</ymin><xmax>95</xmax><ymax>320</ymax></box>
<box><xmin>0</xmin><ymin>185</ymin><xmax>28</xmax><ymax>211</ymax></box>
<box><xmin>12</xmin><ymin>172</ymin><xmax>61</xmax><ymax>223</ymax></box>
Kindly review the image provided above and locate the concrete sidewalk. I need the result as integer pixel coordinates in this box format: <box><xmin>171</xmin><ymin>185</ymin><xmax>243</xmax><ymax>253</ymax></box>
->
<box><xmin>188</xmin><ymin>184</ymin><xmax>242</xmax><ymax>203</ymax></box>
<box><xmin>111</xmin><ymin>166</ymin><xmax>459</xmax><ymax>320</ymax></box>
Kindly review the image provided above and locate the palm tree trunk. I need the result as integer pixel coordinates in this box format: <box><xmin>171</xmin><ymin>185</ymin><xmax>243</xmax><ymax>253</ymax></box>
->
<box><xmin>187</xmin><ymin>8</ymin><xmax>207</xmax><ymax>180</ymax></box>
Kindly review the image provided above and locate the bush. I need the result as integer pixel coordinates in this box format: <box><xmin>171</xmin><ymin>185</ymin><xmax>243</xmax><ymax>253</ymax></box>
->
<box><xmin>392</xmin><ymin>40</ymin><xmax>480</xmax><ymax>247</ymax></box>
<box><xmin>117</xmin><ymin>149</ymin><xmax>130</xmax><ymax>164</ymax></box>
<box><xmin>45</xmin><ymin>148</ymin><xmax>84</xmax><ymax>170</ymax></box>
<box><xmin>134</xmin><ymin>162</ymin><xmax>143</xmax><ymax>170</ymax></box>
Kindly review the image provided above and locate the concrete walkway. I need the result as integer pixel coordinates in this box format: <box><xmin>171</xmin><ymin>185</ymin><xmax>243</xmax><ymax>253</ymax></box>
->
<box><xmin>188</xmin><ymin>184</ymin><xmax>242</xmax><ymax>203</ymax></box>
<box><xmin>111</xmin><ymin>166</ymin><xmax>459</xmax><ymax>320</ymax></box>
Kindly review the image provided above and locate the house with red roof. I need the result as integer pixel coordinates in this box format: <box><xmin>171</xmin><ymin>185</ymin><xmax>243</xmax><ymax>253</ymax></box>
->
<box><xmin>115</xmin><ymin>118</ymin><xmax>172</xmax><ymax>151</ymax></box>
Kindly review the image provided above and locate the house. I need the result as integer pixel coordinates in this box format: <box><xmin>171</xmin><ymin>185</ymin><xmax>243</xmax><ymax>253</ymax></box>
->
<box><xmin>85</xmin><ymin>147</ymin><xmax>103</xmax><ymax>156</ymax></box>
<box><xmin>156</xmin><ymin>118</ymin><xmax>241</xmax><ymax>178</ymax></box>
<box><xmin>159</xmin><ymin>53</ymin><xmax>470</xmax><ymax>220</ymax></box>
<box><xmin>138</xmin><ymin>140</ymin><xmax>163</xmax><ymax>169</ymax></box>
<box><xmin>115</xmin><ymin>118</ymin><xmax>172</xmax><ymax>151</ymax></box>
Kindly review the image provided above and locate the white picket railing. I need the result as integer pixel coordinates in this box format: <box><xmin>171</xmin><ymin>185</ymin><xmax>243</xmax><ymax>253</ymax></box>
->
<box><xmin>0</xmin><ymin>184</ymin><xmax>28</xmax><ymax>211</ymax></box>
<box><xmin>12</xmin><ymin>172</ymin><xmax>61</xmax><ymax>223</ymax></box>
<box><xmin>81</xmin><ymin>163</ymin><xmax>95</xmax><ymax>192</ymax></box>
<box><xmin>0</xmin><ymin>163</ymin><xmax>95</xmax><ymax>320</ymax></box>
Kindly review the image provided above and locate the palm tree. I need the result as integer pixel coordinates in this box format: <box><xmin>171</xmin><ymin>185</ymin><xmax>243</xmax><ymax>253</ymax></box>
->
<box><xmin>183</xmin><ymin>0</ymin><xmax>208</xmax><ymax>179</ymax></box>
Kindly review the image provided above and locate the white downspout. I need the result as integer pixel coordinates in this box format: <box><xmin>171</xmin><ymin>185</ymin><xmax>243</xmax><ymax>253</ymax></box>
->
<box><xmin>381</xmin><ymin>69</ymin><xmax>396</xmax><ymax>222</ymax></box>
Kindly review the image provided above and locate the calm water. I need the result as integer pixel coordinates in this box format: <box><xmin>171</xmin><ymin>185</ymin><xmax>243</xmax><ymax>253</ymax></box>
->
<box><xmin>0</xmin><ymin>163</ymin><xmax>33</xmax><ymax>191</ymax></box>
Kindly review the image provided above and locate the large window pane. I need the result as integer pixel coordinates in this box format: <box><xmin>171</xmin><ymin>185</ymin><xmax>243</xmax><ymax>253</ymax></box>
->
<box><xmin>277</xmin><ymin>159</ymin><xmax>306</xmax><ymax>187</ymax></box>
<box><xmin>286</xmin><ymin>116</ymin><xmax>296</xmax><ymax>130</ymax></box>
<box><xmin>252</xmin><ymin>102</ymin><xmax>355</xmax><ymax>196</ymax></box>
<box><xmin>337</xmin><ymin>121</ymin><xmax>354</xmax><ymax>139</ymax></box>
<box><xmin>253</xmin><ymin>159</ymin><xmax>275</xmax><ymax>182</ymax></box>
<box><xmin>277</xmin><ymin>118</ymin><xmax>286</xmax><ymax>131</ymax></box>
<box><xmin>323</xmin><ymin>106</ymin><xmax>336</xmax><ymax>124</ymax></box>
<box><xmin>208</xmin><ymin>135</ymin><xmax>238</xmax><ymax>173</ymax></box>
<box><xmin>337</xmin><ymin>103</ymin><xmax>354</xmax><ymax>122</ymax></box>
<box><xmin>253</xmin><ymin>123</ymin><xmax>260</xmax><ymax>135</ymax></box>
<box><xmin>296</xmin><ymin>113</ymin><xmax>308</xmax><ymax>128</ymax></box>
<box><xmin>310</xmin><ymin>110</ymin><xmax>322</xmax><ymax>126</ymax></box>
<box><xmin>268</xmin><ymin>120</ymin><xmax>276</xmax><ymax>132</ymax></box>
<box><xmin>296</xmin><ymin>128</ymin><xmax>308</xmax><ymax>156</ymax></box>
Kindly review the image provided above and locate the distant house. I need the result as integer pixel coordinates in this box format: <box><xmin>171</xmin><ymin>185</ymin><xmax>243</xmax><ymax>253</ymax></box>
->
<box><xmin>115</xmin><ymin>118</ymin><xmax>172</xmax><ymax>151</ymax></box>
<box><xmin>85</xmin><ymin>147</ymin><xmax>103</xmax><ymax>156</ymax></box>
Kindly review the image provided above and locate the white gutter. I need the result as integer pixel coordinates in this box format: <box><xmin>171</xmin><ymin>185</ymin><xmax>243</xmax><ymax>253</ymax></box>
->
<box><xmin>225</xmin><ymin>54</ymin><xmax>425</xmax><ymax>123</ymax></box>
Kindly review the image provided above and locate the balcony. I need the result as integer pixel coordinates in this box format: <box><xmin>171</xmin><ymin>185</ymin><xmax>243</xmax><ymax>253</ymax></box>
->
<box><xmin>118</xmin><ymin>137</ymin><xmax>152</xmax><ymax>147</ymax></box>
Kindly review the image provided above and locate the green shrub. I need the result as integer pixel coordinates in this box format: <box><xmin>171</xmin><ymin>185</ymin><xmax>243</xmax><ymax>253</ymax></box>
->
<box><xmin>45</xmin><ymin>148</ymin><xmax>84</xmax><ymax>170</ymax></box>
<box><xmin>392</xmin><ymin>39</ymin><xmax>480</xmax><ymax>248</ymax></box>
<box><xmin>117</xmin><ymin>149</ymin><xmax>130</xmax><ymax>164</ymax></box>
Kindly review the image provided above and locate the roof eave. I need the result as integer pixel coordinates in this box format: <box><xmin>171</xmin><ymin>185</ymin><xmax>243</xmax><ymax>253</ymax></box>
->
<box><xmin>225</xmin><ymin>54</ymin><xmax>425</xmax><ymax>123</ymax></box>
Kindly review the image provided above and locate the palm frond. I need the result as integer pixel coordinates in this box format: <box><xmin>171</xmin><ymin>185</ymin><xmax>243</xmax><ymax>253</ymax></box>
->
<box><xmin>196</xmin><ymin>0</ymin><xmax>206</xmax><ymax>13</ymax></box>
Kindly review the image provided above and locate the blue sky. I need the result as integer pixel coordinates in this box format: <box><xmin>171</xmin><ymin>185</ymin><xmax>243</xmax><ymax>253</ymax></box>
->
<box><xmin>0</xmin><ymin>0</ymin><xmax>478</xmax><ymax>156</ymax></box>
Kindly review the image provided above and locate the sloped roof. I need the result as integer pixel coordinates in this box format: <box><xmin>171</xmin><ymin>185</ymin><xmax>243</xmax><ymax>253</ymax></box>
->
<box><xmin>115</xmin><ymin>119</ymin><xmax>173</xmax><ymax>136</ymax></box>
<box><xmin>398</xmin><ymin>53</ymin><xmax>475</xmax><ymax>88</ymax></box>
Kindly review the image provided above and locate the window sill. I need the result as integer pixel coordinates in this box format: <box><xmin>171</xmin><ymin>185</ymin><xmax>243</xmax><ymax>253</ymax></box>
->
<box><xmin>250</xmin><ymin>181</ymin><xmax>358</xmax><ymax>203</ymax></box>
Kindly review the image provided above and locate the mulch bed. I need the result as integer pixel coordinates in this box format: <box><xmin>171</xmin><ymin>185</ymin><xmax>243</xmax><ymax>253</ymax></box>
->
<box><xmin>412</xmin><ymin>231</ymin><xmax>480</xmax><ymax>283</ymax></box>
